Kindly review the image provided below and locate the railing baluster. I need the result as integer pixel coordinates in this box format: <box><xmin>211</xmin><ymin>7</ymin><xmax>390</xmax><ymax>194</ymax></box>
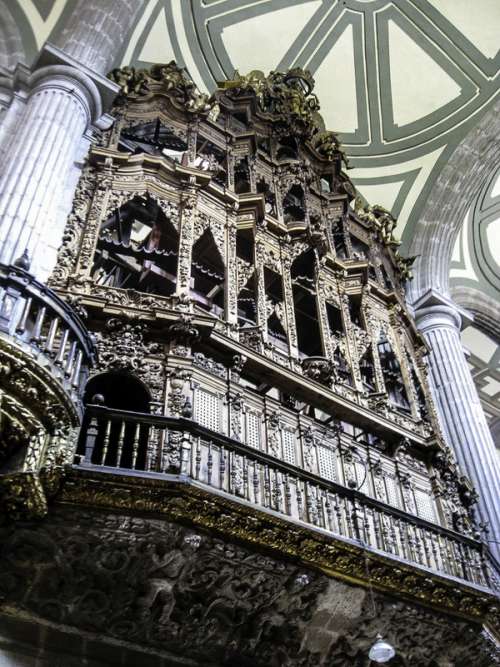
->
<box><xmin>263</xmin><ymin>464</ymin><xmax>271</xmax><ymax>508</ymax></box>
<box><xmin>296</xmin><ymin>479</ymin><xmax>303</xmax><ymax>520</ymax></box>
<box><xmin>253</xmin><ymin>462</ymin><xmax>260</xmax><ymax>504</ymax></box>
<box><xmin>145</xmin><ymin>425</ymin><xmax>156</xmax><ymax>472</ymax></box>
<box><xmin>64</xmin><ymin>340</ymin><xmax>77</xmax><ymax>377</ymax></box>
<box><xmin>131</xmin><ymin>422</ymin><xmax>140</xmax><ymax>469</ymax></box>
<box><xmin>71</xmin><ymin>349</ymin><xmax>83</xmax><ymax>388</ymax></box>
<box><xmin>207</xmin><ymin>441</ymin><xmax>213</xmax><ymax>485</ymax></box>
<box><xmin>83</xmin><ymin>417</ymin><xmax>98</xmax><ymax>465</ymax></box>
<box><xmin>243</xmin><ymin>456</ymin><xmax>249</xmax><ymax>500</ymax></box>
<box><xmin>44</xmin><ymin>316</ymin><xmax>59</xmax><ymax>354</ymax></box>
<box><xmin>220</xmin><ymin>446</ymin><xmax>226</xmax><ymax>489</ymax></box>
<box><xmin>284</xmin><ymin>474</ymin><xmax>292</xmax><ymax>516</ymax></box>
<box><xmin>55</xmin><ymin>328</ymin><xmax>69</xmax><ymax>367</ymax></box>
<box><xmin>15</xmin><ymin>297</ymin><xmax>32</xmax><ymax>334</ymax></box>
<box><xmin>115</xmin><ymin>420</ymin><xmax>126</xmax><ymax>467</ymax></box>
<box><xmin>31</xmin><ymin>305</ymin><xmax>46</xmax><ymax>343</ymax></box>
<box><xmin>100</xmin><ymin>419</ymin><xmax>112</xmax><ymax>466</ymax></box>
<box><xmin>325</xmin><ymin>490</ymin><xmax>333</xmax><ymax>531</ymax></box>
<box><xmin>195</xmin><ymin>439</ymin><xmax>202</xmax><ymax>480</ymax></box>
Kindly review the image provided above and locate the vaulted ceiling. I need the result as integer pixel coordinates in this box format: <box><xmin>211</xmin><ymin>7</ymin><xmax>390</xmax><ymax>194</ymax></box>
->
<box><xmin>7</xmin><ymin>0</ymin><xmax>500</xmax><ymax>440</ymax></box>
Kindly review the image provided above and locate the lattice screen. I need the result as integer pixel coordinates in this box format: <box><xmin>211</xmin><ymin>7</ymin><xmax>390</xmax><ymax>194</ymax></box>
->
<box><xmin>282</xmin><ymin>429</ymin><xmax>296</xmax><ymax>465</ymax></box>
<box><xmin>317</xmin><ymin>445</ymin><xmax>337</xmax><ymax>482</ymax></box>
<box><xmin>194</xmin><ymin>388</ymin><xmax>220</xmax><ymax>432</ymax></box>
<box><xmin>246</xmin><ymin>412</ymin><xmax>261</xmax><ymax>449</ymax></box>
<box><xmin>414</xmin><ymin>487</ymin><xmax>436</xmax><ymax>522</ymax></box>
<box><xmin>385</xmin><ymin>475</ymin><xmax>400</xmax><ymax>508</ymax></box>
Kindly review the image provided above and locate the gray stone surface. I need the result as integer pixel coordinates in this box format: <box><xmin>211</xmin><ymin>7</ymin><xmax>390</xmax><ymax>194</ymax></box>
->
<box><xmin>408</xmin><ymin>98</ymin><xmax>500</xmax><ymax>304</ymax></box>
<box><xmin>52</xmin><ymin>0</ymin><xmax>146</xmax><ymax>74</ymax></box>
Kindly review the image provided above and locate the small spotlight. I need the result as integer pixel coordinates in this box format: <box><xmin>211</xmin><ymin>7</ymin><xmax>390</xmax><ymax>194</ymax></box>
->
<box><xmin>368</xmin><ymin>635</ymin><xmax>395</xmax><ymax>663</ymax></box>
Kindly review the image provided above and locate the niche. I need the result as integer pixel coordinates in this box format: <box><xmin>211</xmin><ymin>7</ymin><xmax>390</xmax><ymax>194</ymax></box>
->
<box><xmin>79</xmin><ymin>372</ymin><xmax>151</xmax><ymax>469</ymax></box>
<box><xmin>348</xmin><ymin>295</ymin><xmax>363</xmax><ymax>328</ymax></box>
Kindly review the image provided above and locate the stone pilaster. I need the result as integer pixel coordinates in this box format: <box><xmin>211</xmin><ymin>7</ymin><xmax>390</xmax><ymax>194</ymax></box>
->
<box><xmin>0</xmin><ymin>44</ymin><xmax>118</xmax><ymax>280</ymax></box>
<box><xmin>414</xmin><ymin>290</ymin><xmax>500</xmax><ymax>562</ymax></box>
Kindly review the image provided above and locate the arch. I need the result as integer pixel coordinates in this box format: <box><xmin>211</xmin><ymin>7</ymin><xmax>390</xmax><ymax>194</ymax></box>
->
<box><xmin>92</xmin><ymin>194</ymin><xmax>179</xmax><ymax>295</ymax></box>
<box><xmin>191</xmin><ymin>227</ymin><xmax>225</xmax><ymax>314</ymax></box>
<box><xmin>451</xmin><ymin>285</ymin><xmax>500</xmax><ymax>344</ymax></box>
<box><xmin>0</xmin><ymin>1</ymin><xmax>26</xmax><ymax>71</ymax></box>
<box><xmin>84</xmin><ymin>371</ymin><xmax>151</xmax><ymax>412</ymax></box>
<box><xmin>407</xmin><ymin>97</ymin><xmax>500</xmax><ymax>304</ymax></box>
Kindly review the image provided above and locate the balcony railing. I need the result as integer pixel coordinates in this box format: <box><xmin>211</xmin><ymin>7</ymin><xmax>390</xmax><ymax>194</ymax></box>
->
<box><xmin>0</xmin><ymin>263</ymin><xmax>95</xmax><ymax>408</ymax></box>
<box><xmin>77</xmin><ymin>405</ymin><xmax>497</xmax><ymax>591</ymax></box>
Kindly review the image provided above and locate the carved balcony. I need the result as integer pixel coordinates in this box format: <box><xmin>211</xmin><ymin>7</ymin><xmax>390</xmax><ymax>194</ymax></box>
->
<box><xmin>67</xmin><ymin>404</ymin><xmax>500</xmax><ymax>627</ymax></box>
<box><xmin>0</xmin><ymin>263</ymin><xmax>95</xmax><ymax>518</ymax></box>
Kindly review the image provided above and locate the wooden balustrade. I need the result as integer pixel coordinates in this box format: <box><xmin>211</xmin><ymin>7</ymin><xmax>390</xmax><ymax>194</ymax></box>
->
<box><xmin>77</xmin><ymin>404</ymin><xmax>497</xmax><ymax>591</ymax></box>
<box><xmin>0</xmin><ymin>263</ymin><xmax>95</xmax><ymax>407</ymax></box>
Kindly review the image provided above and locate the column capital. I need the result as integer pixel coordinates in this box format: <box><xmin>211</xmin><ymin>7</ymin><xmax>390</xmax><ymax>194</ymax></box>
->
<box><xmin>413</xmin><ymin>289</ymin><xmax>473</xmax><ymax>334</ymax></box>
<box><xmin>29</xmin><ymin>43</ymin><xmax>119</xmax><ymax>130</ymax></box>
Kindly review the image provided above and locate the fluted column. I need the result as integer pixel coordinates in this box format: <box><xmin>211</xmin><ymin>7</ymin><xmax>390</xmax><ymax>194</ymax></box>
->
<box><xmin>0</xmin><ymin>45</ymin><xmax>118</xmax><ymax>280</ymax></box>
<box><xmin>0</xmin><ymin>1</ymin><xmax>146</xmax><ymax>280</ymax></box>
<box><xmin>415</xmin><ymin>290</ymin><xmax>500</xmax><ymax>562</ymax></box>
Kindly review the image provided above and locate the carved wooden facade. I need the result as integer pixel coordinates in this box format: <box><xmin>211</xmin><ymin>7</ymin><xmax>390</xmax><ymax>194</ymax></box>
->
<box><xmin>2</xmin><ymin>63</ymin><xmax>498</xmax><ymax>654</ymax></box>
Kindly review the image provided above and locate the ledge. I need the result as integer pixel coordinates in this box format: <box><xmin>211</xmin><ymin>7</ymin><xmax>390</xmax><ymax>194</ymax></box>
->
<box><xmin>57</xmin><ymin>466</ymin><xmax>499</xmax><ymax>632</ymax></box>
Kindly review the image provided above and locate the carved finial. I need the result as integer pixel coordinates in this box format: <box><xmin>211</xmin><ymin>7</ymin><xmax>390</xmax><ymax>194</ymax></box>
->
<box><xmin>13</xmin><ymin>249</ymin><xmax>30</xmax><ymax>271</ymax></box>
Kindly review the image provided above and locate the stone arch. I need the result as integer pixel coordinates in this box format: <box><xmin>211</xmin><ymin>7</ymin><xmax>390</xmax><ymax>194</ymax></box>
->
<box><xmin>407</xmin><ymin>97</ymin><xmax>500</xmax><ymax>304</ymax></box>
<box><xmin>451</xmin><ymin>285</ymin><xmax>500</xmax><ymax>343</ymax></box>
<box><xmin>0</xmin><ymin>0</ymin><xmax>26</xmax><ymax>70</ymax></box>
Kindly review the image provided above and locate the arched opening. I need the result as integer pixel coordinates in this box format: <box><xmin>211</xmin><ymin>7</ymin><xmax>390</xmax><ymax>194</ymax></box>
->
<box><xmin>84</xmin><ymin>372</ymin><xmax>151</xmax><ymax>412</ymax></box>
<box><xmin>331</xmin><ymin>217</ymin><xmax>348</xmax><ymax>259</ymax></box>
<box><xmin>77</xmin><ymin>372</ymin><xmax>151</xmax><ymax>470</ymax></box>
<box><xmin>191</xmin><ymin>228</ymin><xmax>225</xmax><ymax>316</ymax></box>
<box><xmin>291</xmin><ymin>249</ymin><xmax>322</xmax><ymax>357</ymax></box>
<box><xmin>359</xmin><ymin>345</ymin><xmax>376</xmax><ymax>393</ymax></box>
<box><xmin>264</xmin><ymin>267</ymin><xmax>287</xmax><ymax>351</ymax></box>
<box><xmin>92</xmin><ymin>195</ymin><xmax>179</xmax><ymax>295</ymax></box>
<box><xmin>234</xmin><ymin>156</ymin><xmax>251</xmax><ymax>194</ymax></box>
<box><xmin>257</xmin><ymin>178</ymin><xmax>276</xmax><ymax>216</ymax></box>
<box><xmin>195</xmin><ymin>135</ymin><xmax>227</xmax><ymax>186</ymax></box>
<box><xmin>120</xmin><ymin>118</ymin><xmax>188</xmax><ymax>162</ymax></box>
<box><xmin>377</xmin><ymin>332</ymin><xmax>410</xmax><ymax>412</ymax></box>
<box><xmin>276</xmin><ymin>136</ymin><xmax>299</xmax><ymax>161</ymax></box>
<box><xmin>283</xmin><ymin>184</ymin><xmax>305</xmax><ymax>224</ymax></box>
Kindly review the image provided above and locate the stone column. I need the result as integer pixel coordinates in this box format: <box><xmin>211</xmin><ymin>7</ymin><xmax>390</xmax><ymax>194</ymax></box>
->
<box><xmin>414</xmin><ymin>290</ymin><xmax>500</xmax><ymax>562</ymax></box>
<box><xmin>0</xmin><ymin>44</ymin><xmax>118</xmax><ymax>280</ymax></box>
<box><xmin>0</xmin><ymin>1</ymin><xmax>146</xmax><ymax>280</ymax></box>
<box><xmin>52</xmin><ymin>0</ymin><xmax>145</xmax><ymax>74</ymax></box>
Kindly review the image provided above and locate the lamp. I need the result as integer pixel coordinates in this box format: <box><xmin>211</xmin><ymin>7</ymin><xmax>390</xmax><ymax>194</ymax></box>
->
<box><xmin>364</xmin><ymin>555</ymin><xmax>396</xmax><ymax>664</ymax></box>
<box><xmin>369</xmin><ymin>634</ymin><xmax>396</xmax><ymax>663</ymax></box>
